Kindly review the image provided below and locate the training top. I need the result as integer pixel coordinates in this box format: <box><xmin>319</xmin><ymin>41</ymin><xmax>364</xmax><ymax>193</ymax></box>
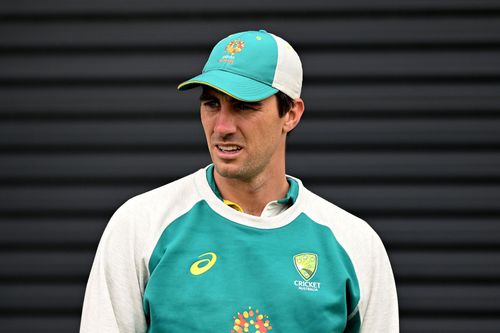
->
<box><xmin>80</xmin><ymin>165</ymin><xmax>399</xmax><ymax>333</ymax></box>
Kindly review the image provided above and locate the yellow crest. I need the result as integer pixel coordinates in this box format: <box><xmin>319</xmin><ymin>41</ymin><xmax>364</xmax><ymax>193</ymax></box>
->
<box><xmin>225</xmin><ymin>39</ymin><xmax>245</xmax><ymax>55</ymax></box>
<box><xmin>293</xmin><ymin>253</ymin><xmax>318</xmax><ymax>281</ymax></box>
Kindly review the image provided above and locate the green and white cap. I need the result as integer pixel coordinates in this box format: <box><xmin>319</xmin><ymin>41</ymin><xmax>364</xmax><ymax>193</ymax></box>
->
<box><xmin>178</xmin><ymin>30</ymin><xmax>302</xmax><ymax>101</ymax></box>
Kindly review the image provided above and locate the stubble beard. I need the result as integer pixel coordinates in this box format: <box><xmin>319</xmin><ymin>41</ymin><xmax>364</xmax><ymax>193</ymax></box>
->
<box><xmin>212</xmin><ymin>147</ymin><xmax>278</xmax><ymax>184</ymax></box>
<box><xmin>208</xmin><ymin>133</ymin><xmax>284</xmax><ymax>183</ymax></box>
<box><xmin>213</xmin><ymin>158</ymin><xmax>257</xmax><ymax>182</ymax></box>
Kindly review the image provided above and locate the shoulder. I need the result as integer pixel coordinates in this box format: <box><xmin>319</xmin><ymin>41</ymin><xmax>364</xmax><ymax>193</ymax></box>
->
<box><xmin>299</xmin><ymin>186</ymin><xmax>377</xmax><ymax>243</ymax></box>
<box><xmin>124</xmin><ymin>170</ymin><xmax>201</xmax><ymax>213</ymax></box>
<box><xmin>106</xmin><ymin>168</ymin><xmax>206</xmax><ymax>237</ymax></box>
<box><xmin>97</xmin><ymin>168</ymin><xmax>208</xmax><ymax>270</ymax></box>
<box><xmin>298</xmin><ymin>185</ymin><xmax>389</xmax><ymax>277</ymax></box>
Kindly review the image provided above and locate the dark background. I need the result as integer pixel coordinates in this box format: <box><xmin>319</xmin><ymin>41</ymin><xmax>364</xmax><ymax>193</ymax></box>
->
<box><xmin>1</xmin><ymin>1</ymin><xmax>500</xmax><ymax>332</ymax></box>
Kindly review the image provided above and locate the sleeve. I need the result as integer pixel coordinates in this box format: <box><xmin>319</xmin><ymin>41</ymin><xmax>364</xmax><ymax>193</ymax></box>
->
<box><xmin>80</xmin><ymin>200</ymin><xmax>149</xmax><ymax>333</ymax></box>
<box><xmin>359</xmin><ymin>232</ymin><xmax>399</xmax><ymax>333</ymax></box>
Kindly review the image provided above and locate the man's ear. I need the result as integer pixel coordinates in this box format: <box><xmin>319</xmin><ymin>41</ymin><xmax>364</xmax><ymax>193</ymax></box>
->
<box><xmin>283</xmin><ymin>98</ymin><xmax>305</xmax><ymax>134</ymax></box>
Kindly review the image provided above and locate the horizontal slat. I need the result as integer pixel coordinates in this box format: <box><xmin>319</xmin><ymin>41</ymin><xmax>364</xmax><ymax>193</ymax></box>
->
<box><xmin>1</xmin><ymin>0</ymin><xmax>500</xmax><ymax>15</ymax></box>
<box><xmin>0</xmin><ymin>185</ymin><xmax>148</xmax><ymax>213</ymax></box>
<box><xmin>1</xmin><ymin>283</ymin><xmax>499</xmax><ymax>314</ymax></box>
<box><xmin>0</xmin><ymin>251</ymin><xmax>93</xmax><ymax>278</ymax></box>
<box><xmin>0</xmin><ymin>153</ymin><xmax>211</xmax><ymax>180</ymax></box>
<box><xmin>302</xmin><ymin>84</ymin><xmax>500</xmax><ymax>114</ymax></box>
<box><xmin>401</xmin><ymin>318</ymin><xmax>500</xmax><ymax>333</ymax></box>
<box><xmin>0</xmin><ymin>283</ymin><xmax>85</xmax><ymax>311</ymax></box>
<box><xmin>1</xmin><ymin>119</ymin><xmax>499</xmax><ymax>148</ymax></box>
<box><xmin>370</xmin><ymin>218</ymin><xmax>500</xmax><ymax>247</ymax></box>
<box><xmin>399</xmin><ymin>284</ymin><xmax>500</xmax><ymax>314</ymax></box>
<box><xmin>0</xmin><ymin>120</ymin><xmax>206</xmax><ymax>147</ymax></box>
<box><xmin>2</xmin><ymin>51</ymin><xmax>500</xmax><ymax>81</ymax></box>
<box><xmin>0</xmin><ymin>85</ymin><xmax>199</xmax><ymax>115</ymax></box>
<box><xmin>293</xmin><ymin>119</ymin><xmax>500</xmax><ymax>146</ymax></box>
<box><xmin>1</xmin><ymin>184</ymin><xmax>499</xmax><ymax>213</ymax></box>
<box><xmin>308</xmin><ymin>184</ymin><xmax>500</xmax><ymax>213</ymax></box>
<box><xmin>1</xmin><ymin>250</ymin><xmax>499</xmax><ymax>281</ymax></box>
<box><xmin>0</xmin><ymin>218</ymin><xmax>106</xmax><ymax>246</ymax></box>
<box><xmin>2</xmin><ymin>217</ymin><xmax>499</xmax><ymax>248</ymax></box>
<box><xmin>1</xmin><ymin>152</ymin><xmax>499</xmax><ymax>180</ymax></box>
<box><xmin>391</xmin><ymin>251</ymin><xmax>500</xmax><ymax>280</ymax></box>
<box><xmin>0</xmin><ymin>53</ymin><xmax>202</xmax><ymax>81</ymax></box>
<box><xmin>2</xmin><ymin>18</ymin><xmax>500</xmax><ymax>48</ymax></box>
<box><xmin>290</xmin><ymin>152</ymin><xmax>500</xmax><ymax>179</ymax></box>
<box><xmin>0</xmin><ymin>316</ymin><xmax>80</xmax><ymax>333</ymax></box>
<box><xmin>0</xmin><ymin>153</ymin><xmax>200</xmax><ymax>179</ymax></box>
<box><xmin>2</xmin><ymin>84</ymin><xmax>500</xmax><ymax>115</ymax></box>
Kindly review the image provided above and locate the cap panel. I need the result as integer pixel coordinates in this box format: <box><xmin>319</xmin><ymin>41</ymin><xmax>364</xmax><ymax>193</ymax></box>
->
<box><xmin>202</xmin><ymin>31</ymin><xmax>278</xmax><ymax>86</ymax></box>
<box><xmin>270</xmin><ymin>33</ymin><xmax>302</xmax><ymax>99</ymax></box>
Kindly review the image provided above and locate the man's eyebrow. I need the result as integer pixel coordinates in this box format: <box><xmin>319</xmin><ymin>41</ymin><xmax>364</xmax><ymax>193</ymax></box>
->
<box><xmin>235</xmin><ymin>99</ymin><xmax>262</xmax><ymax>105</ymax></box>
<box><xmin>200</xmin><ymin>90</ymin><xmax>262</xmax><ymax>107</ymax></box>
<box><xmin>231</xmin><ymin>99</ymin><xmax>263</xmax><ymax>108</ymax></box>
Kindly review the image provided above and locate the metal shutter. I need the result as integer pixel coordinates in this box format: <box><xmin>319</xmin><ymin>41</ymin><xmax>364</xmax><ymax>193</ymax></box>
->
<box><xmin>1</xmin><ymin>1</ymin><xmax>499</xmax><ymax>332</ymax></box>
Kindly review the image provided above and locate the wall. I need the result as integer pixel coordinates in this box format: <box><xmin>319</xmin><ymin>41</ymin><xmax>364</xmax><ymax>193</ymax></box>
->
<box><xmin>1</xmin><ymin>1</ymin><xmax>500</xmax><ymax>332</ymax></box>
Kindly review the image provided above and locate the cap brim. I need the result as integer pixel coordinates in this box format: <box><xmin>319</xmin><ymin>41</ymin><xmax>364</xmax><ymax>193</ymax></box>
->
<box><xmin>177</xmin><ymin>70</ymin><xmax>278</xmax><ymax>102</ymax></box>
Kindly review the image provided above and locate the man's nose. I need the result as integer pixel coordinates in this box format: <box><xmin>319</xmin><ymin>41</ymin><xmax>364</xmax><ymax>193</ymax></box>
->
<box><xmin>214</xmin><ymin>105</ymin><xmax>237</xmax><ymax>135</ymax></box>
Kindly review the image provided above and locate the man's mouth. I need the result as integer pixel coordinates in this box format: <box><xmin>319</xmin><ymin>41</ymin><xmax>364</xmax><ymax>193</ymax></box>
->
<box><xmin>216</xmin><ymin>144</ymin><xmax>242</xmax><ymax>153</ymax></box>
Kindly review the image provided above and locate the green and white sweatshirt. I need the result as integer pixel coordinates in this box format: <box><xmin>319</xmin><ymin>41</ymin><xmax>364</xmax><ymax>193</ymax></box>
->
<box><xmin>80</xmin><ymin>166</ymin><xmax>398</xmax><ymax>333</ymax></box>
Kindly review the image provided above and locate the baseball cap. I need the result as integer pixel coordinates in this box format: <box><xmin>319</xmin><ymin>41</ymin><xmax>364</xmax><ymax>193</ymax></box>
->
<box><xmin>178</xmin><ymin>30</ymin><xmax>302</xmax><ymax>101</ymax></box>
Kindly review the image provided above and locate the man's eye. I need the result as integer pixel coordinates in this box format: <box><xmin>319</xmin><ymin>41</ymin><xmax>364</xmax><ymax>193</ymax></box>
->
<box><xmin>203</xmin><ymin>101</ymin><xmax>219</xmax><ymax>108</ymax></box>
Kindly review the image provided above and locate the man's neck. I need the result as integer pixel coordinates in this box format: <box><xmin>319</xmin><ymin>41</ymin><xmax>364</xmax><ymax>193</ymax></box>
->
<box><xmin>213</xmin><ymin>168</ymin><xmax>289</xmax><ymax>216</ymax></box>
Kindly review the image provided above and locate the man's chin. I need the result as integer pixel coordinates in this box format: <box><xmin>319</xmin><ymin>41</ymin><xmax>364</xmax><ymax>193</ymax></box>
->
<box><xmin>213</xmin><ymin>163</ymin><xmax>239</xmax><ymax>179</ymax></box>
<box><xmin>213</xmin><ymin>161</ymin><xmax>248</xmax><ymax>180</ymax></box>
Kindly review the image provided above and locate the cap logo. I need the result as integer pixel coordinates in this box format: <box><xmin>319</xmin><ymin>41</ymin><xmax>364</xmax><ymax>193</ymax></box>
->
<box><xmin>225</xmin><ymin>39</ymin><xmax>245</xmax><ymax>55</ymax></box>
<box><xmin>220</xmin><ymin>39</ymin><xmax>245</xmax><ymax>65</ymax></box>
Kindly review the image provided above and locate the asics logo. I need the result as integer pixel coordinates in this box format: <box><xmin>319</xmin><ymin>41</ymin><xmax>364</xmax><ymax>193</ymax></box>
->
<box><xmin>190</xmin><ymin>252</ymin><xmax>217</xmax><ymax>276</ymax></box>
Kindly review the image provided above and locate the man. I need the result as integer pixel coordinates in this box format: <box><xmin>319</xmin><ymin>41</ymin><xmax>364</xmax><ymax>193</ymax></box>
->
<box><xmin>80</xmin><ymin>30</ymin><xmax>398</xmax><ymax>332</ymax></box>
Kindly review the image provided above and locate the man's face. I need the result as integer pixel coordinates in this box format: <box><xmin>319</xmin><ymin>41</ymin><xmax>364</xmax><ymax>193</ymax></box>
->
<box><xmin>200</xmin><ymin>87</ymin><xmax>288</xmax><ymax>182</ymax></box>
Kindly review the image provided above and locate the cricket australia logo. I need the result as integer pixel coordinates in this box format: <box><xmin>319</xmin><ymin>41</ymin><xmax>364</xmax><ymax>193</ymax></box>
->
<box><xmin>293</xmin><ymin>253</ymin><xmax>321</xmax><ymax>292</ymax></box>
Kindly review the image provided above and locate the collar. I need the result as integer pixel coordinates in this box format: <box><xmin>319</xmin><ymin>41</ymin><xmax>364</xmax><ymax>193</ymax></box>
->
<box><xmin>205</xmin><ymin>164</ymin><xmax>298</xmax><ymax>217</ymax></box>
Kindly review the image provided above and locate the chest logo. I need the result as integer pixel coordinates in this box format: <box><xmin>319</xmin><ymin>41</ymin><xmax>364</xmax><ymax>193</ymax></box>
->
<box><xmin>190</xmin><ymin>252</ymin><xmax>217</xmax><ymax>276</ymax></box>
<box><xmin>293</xmin><ymin>253</ymin><xmax>321</xmax><ymax>292</ymax></box>
<box><xmin>293</xmin><ymin>253</ymin><xmax>318</xmax><ymax>281</ymax></box>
